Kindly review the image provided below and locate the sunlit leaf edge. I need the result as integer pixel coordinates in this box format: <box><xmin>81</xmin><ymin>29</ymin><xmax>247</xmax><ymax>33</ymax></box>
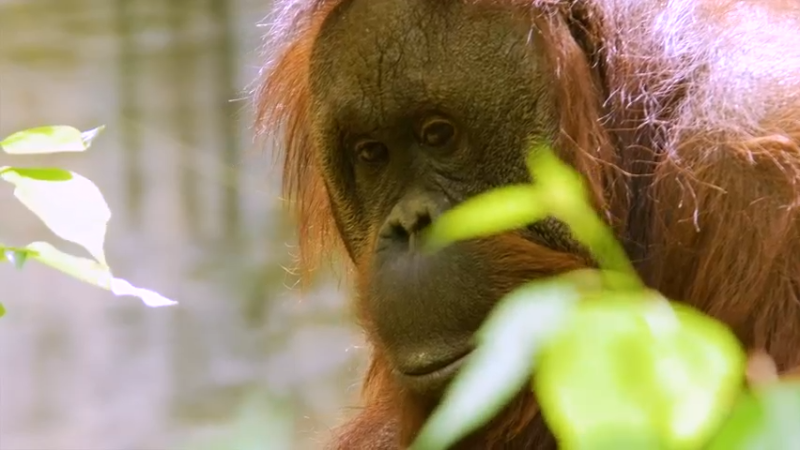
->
<box><xmin>534</xmin><ymin>298</ymin><xmax>746</xmax><ymax>450</ymax></box>
<box><xmin>25</xmin><ymin>241</ymin><xmax>177</xmax><ymax>308</ymax></box>
<box><xmin>1</xmin><ymin>168</ymin><xmax>111</xmax><ymax>265</ymax></box>
<box><xmin>412</xmin><ymin>275</ymin><xmax>585</xmax><ymax>450</ymax></box>
<box><xmin>0</xmin><ymin>125</ymin><xmax>105</xmax><ymax>154</ymax></box>
<box><xmin>0</xmin><ymin>166</ymin><xmax>74</xmax><ymax>181</ymax></box>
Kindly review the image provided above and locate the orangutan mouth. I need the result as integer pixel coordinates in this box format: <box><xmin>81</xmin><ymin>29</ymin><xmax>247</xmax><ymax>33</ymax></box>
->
<box><xmin>397</xmin><ymin>348</ymin><xmax>473</xmax><ymax>395</ymax></box>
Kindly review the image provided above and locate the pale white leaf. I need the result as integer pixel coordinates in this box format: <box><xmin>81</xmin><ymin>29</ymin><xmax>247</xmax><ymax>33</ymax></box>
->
<box><xmin>2</xmin><ymin>169</ymin><xmax>111</xmax><ymax>265</ymax></box>
<box><xmin>0</xmin><ymin>125</ymin><xmax>104</xmax><ymax>154</ymax></box>
<box><xmin>26</xmin><ymin>241</ymin><xmax>177</xmax><ymax>307</ymax></box>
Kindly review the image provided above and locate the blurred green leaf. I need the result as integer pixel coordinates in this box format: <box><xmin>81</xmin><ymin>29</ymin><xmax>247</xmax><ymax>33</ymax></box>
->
<box><xmin>0</xmin><ymin>245</ymin><xmax>36</xmax><ymax>269</ymax></box>
<box><xmin>424</xmin><ymin>184</ymin><xmax>547</xmax><ymax>251</ymax></box>
<box><xmin>707</xmin><ymin>391</ymin><xmax>765</xmax><ymax>450</ymax></box>
<box><xmin>535</xmin><ymin>297</ymin><xmax>746</xmax><ymax>449</ymax></box>
<box><xmin>0</xmin><ymin>302</ymin><xmax>5</xmax><ymax>317</ymax></box>
<box><xmin>526</xmin><ymin>144</ymin><xmax>589</xmax><ymax>211</ymax></box>
<box><xmin>11</xmin><ymin>249</ymin><xmax>30</xmax><ymax>269</ymax></box>
<box><xmin>24</xmin><ymin>241</ymin><xmax>177</xmax><ymax>307</ymax></box>
<box><xmin>0</xmin><ymin>125</ymin><xmax>105</xmax><ymax>154</ymax></box>
<box><xmin>0</xmin><ymin>167</ymin><xmax>73</xmax><ymax>181</ymax></box>
<box><xmin>1</xmin><ymin>168</ymin><xmax>111</xmax><ymax>265</ymax></box>
<box><xmin>708</xmin><ymin>382</ymin><xmax>800</xmax><ymax>450</ymax></box>
<box><xmin>411</xmin><ymin>275</ymin><xmax>584</xmax><ymax>450</ymax></box>
<box><xmin>527</xmin><ymin>146</ymin><xmax>641</xmax><ymax>285</ymax></box>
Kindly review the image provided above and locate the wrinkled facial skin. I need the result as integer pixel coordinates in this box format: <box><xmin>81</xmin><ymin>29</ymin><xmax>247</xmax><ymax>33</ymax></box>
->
<box><xmin>308</xmin><ymin>0</ymin><xmax>567</xmax><ymax>397</ymax></box>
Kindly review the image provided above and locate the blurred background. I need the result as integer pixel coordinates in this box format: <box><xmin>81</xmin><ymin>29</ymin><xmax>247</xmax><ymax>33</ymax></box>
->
<box><xmin>0</xmin><ymin>1</ymin><xmax>364</xmax><ymax>449</ymax></box>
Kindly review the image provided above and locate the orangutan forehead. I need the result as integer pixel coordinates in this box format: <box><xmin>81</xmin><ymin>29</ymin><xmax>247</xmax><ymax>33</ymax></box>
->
<box><xmin>307</xmin><ymin>0</ymin><xmax>538</xmax><ymax>129</ymax></box>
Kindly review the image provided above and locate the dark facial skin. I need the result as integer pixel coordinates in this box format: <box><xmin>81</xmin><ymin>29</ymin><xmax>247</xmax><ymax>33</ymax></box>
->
<box><xmin>308</xmin><ymin>0</ymin><xmax>565</xmax><ymax>397</ymax></box>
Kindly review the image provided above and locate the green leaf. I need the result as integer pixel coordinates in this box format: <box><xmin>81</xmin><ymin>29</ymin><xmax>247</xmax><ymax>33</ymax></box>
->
<box><xmin>706</xmin><ymin>391</ymin><xmax>765</xmax><ymax>450</ymax></box>
<box><xmin>1</xmin><ymin>168</ymin><xmax>111</xmax><ymax>265</ymax></box>
<box><xmin>11</xmin><ymin>249</ymin><xmax>30</xmax><ymax>269</ymax></box>
<box><xmin>525</xmin><ymin>145</ymin><xmax>642</xmax><ymax>285</ymax></box>
<box><xmin>0</xmin><ymin>302</ymin><xmax>5</xmax><ymax>317</ymax></box>
<box><xmin>0</xmin><ymin>246</ymin><xmax>35</xmax><ymax>269</ymax></box>
<box><xmin>535</xmin><ymin>297</ymin><xmax>746</xmax><ymax>450</ymax></box>
<box><xmin>24</xmin><ymin>241</ymin><xmax>177</xmax><ymax>307</ymax></box>
<box><xmin>0</xmin><ymin>167</ymin><xmax>73</xmax><ymax>181</ymax></box>
<box><xmin>424</xmin><ymin>184</ymin><xmax>547</xmax><ymax>251</ymax></box>
<box><xmin>411</xmin><ymin>275</ymin><xmax>583</xmax><ymax>450</ymax></box>
<box><xmin>554</xmin><ymin>207</ymin><xmax>641</xmax><ymax>287</ymax></box>
<box><xmin>526</xmin><ymin>144</ymin><xmax>589</xmax><ymax>210</ymax></box>
<box><xmin>0</xmin><ymin>125</ymin><xmax>105</xmax><ymax>154</ymax></box>
<box><xmin>708</xmin><ymin>382</ymin><xmax>800</xmax><ymax>450</ymax></box>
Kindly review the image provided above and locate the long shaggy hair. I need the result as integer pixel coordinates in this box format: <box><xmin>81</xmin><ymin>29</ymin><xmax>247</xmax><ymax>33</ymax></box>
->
<box><xmin>254</xmin><ymin>1</ymin><xmax>800</xmax><ymax>447</ymax></box>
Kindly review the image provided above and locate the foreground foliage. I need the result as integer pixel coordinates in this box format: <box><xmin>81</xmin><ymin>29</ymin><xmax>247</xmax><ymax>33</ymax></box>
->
<box><xmin>1</xmin><ymin>125</ymin><xmax>177</xmax><ymax>315</ymax></box>
<box><xmin>5</xmin><ymin>125</ymin><xmax>797</xmax><ymax>449</ymax></box>
<box><xmin>412</xmin><ymin>145</ymin><xmax>800</xmax><ymax>450</ymax></box>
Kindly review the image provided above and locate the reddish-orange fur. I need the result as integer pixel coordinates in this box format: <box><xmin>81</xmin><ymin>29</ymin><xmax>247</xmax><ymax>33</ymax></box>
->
<box><xmin>255</xmin><ymin>0</ymin><xmax>800</xmax><ymax>448</ymax></box>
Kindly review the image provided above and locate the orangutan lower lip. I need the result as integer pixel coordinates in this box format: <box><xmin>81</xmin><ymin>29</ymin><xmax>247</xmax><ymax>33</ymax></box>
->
<box><xmin>398</xmin><ymin>349</ymin><xmax>472</xmax><ymax>395</ymax></box>
<box><xmin>400</xmin><ymin>349</ymin><xmax>470</xmax><ymax>376</ymax></box>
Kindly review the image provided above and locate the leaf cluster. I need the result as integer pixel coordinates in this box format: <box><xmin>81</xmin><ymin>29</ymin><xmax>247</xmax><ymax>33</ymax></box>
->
<box><xmin>1</xmin><ymin>125</ymin><xmax>178</xmax><ymax>316</ymax></box>
<box><xmin>412</xmin><ymin>145</ymin><xmax>800</xmax><ymax>450</ymax></box>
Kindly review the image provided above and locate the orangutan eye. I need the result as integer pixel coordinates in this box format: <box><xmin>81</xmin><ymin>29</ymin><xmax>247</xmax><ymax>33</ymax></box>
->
<box><xmin>355</xmin><ymin>140</ymin><xmax>389</xmax><ymax>164</ymax></box>
<box><xmin>420</xmin><ymin>118</ymin><xmax>457</xmax><ymax>148</ymax></box>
